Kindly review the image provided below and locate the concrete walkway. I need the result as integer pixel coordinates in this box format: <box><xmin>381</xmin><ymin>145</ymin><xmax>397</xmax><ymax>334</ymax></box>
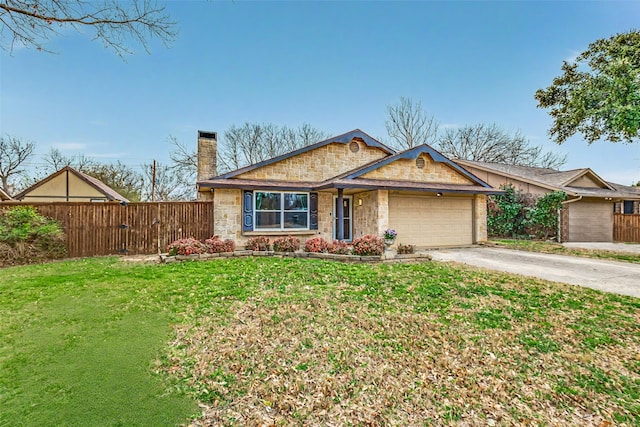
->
<box><xmin>429</xmin><ymin>247</ymin><xmax>640</xmax><ymax>298</ymax></box>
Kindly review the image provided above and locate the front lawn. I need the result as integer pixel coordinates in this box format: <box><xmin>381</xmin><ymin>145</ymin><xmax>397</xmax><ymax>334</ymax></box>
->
<box><xmin>1</xmin><ymin>257</ymin><xmax>639</xmax><ymax>426</ymax></box>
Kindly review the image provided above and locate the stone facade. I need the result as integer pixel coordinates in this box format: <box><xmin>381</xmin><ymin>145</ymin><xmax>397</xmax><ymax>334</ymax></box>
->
<box><xmin>236</xmin><ymin>141</ymin><xmax>387</xmax><ymax>182</ymax></box>
<box><xmin>213</xmin><ymin>188</ymin><xmax>243</xmax><ymax>241</ymax></box>
<box><xmin>197</xmin><ymin>132</ymin><xmax>217</xmax><ymax>201</ymax></box>
<box><xmin>474</xmin><ymin>194</ymin><xmax>488</xmax><ymax>242</ymax></box>
<box><xmin>361</xmin><ymin>154</ymin><xmax>472</xmax><ymax>184</ymax></box>
<box><xmin>352</xmin><ymin>190</ymin><xmax>378</xmax><ymax>239</ymax></box>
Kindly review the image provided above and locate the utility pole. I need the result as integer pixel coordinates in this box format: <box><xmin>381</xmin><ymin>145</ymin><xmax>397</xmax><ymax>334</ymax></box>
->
<box><xmin>151</xmin><ymin>160</ymin><xmax>157</xmax><ymax>202</ymax></box>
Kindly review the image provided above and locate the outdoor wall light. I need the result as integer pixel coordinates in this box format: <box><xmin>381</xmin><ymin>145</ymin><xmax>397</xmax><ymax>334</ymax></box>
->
<box><xmin>436</xmin><ymin>192</ymin><xmax>443</xmax><ymax>197</ymax></box>
<box><xmin>358</xmin><ymin>198</ymin><xmax>363</xmax><ymax>206</ymax></box>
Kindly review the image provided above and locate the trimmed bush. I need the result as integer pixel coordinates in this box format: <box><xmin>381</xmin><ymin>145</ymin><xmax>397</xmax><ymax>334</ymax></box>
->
<box><xmin>205</xmin><ymin>235</ymin><xmax>236</xmax><ymax>253</ymax></box>
<box><xmin>0</xmin><ymin>206</ymin><xmax>66</xmax><ymax>266</ymax></box>
<box><xmin>397</xmin><ymin>243</ymin><xmax>415</xmax><ymax>254</ymax></box>
<box><xmin>245</xmin><ymin>236</ymin><xmax>270</xmax><ymax>251</ymax></box>
<box><xmin>272</xmin><ymin>235</ymin><xmax>300</xmax><ymax>252</ymax></box>
<box><xmin>352</xmin><ymin>235</ymin><xmax>384</xmax><ymax>256</ymax></box>
<box><xmin>167</xmin><ymin>238</ymin><xmax>207</xmax><ymax>256</ymax></box>
<box><xmin>328</xmin><ymin>240</ymin><xmax>351</xmax><ymax>255</ymax></box>
<box><xmin>304</xmin><ymin>237</ymin><xmax>330</xmax><ymax>253</ymax></box>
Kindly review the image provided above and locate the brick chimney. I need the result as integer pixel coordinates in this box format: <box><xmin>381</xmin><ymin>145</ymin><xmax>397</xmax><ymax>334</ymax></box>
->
<box><xmin>197</xmin><ymin>130</ymin><xmax>217</xmax><ymax>201</ymax></box>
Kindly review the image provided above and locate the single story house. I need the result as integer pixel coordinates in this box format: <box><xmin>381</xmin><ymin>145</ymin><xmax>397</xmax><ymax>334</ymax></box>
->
<box><xmin>196</xmin><ymin>129</ymin><xmax>500</xmax><ymax>248</ymax></box>
<box><xmin>456</xmin><ymin>160</ymin><xmax>640</xmax><ymax>242</ymax></box>
<box><xmin>13</xmin><ymin>166</ymin><xmax>129</xmax><ymax>203</ymax></box>
<box><xmin>0</xmin><ymin>187</ymin><xmax>11</xmax><ymax>201</ymax></box>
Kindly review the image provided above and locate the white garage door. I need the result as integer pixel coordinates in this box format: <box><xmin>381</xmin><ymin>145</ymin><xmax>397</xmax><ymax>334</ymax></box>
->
<box><xmin>389</xmin><ymin>196</ymin><xmax>473</xmax><ymax>247</ymax></box>
<box><xmin>568</xmin><ymin>202</ymin><xmax>613</xmax><ymax>242</ymax></box>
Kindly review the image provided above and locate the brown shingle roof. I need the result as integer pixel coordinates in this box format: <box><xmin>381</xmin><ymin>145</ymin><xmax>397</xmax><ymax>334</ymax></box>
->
<box><xmin>457</xmin><ymin>160</ymin><xmax>640</xmax><ymax>199</ymax></box>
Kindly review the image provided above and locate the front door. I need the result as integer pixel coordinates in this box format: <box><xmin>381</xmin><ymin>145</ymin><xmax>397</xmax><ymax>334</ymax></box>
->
<box><xmin>333</xmin><ymin>196</ymin><xmax>352</xmax><ymax>241</ymax></box>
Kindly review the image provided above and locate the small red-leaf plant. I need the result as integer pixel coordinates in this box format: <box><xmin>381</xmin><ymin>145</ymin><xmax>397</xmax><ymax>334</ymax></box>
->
<box><xmin>303</xmin><ymin>236</ymin><xmax>331</xmax><ymax>253</ymax></box>
<box><xmin>245</xmin><ymin>236</ymin><xmax>271</xmax><ymax>251</ymax></box>
<box><xmin>205</xmin><ymin>235</ymin><xmax>236</xmax><ymax>253</ymax></box>
<box><xmin>351</xmin><ymin>235</ymin><xmax>385</xmax><ymax>256</ymax></box>
<box><xmin>328</xmin><ymin>240</ymin><xmax>351</xmax><ymax>255</ymax></box>
<box><xmin>167</xmin><ymin>237</ymin><xmax>207</xmax><ymax>256</ymax></box>
<box><xmin>272</xmin><ymin>235</ymin><xmax>300</xmax><ymax>252</ymax></box>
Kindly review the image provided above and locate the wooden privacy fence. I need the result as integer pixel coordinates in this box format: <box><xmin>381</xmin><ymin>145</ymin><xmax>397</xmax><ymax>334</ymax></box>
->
<box><xmin>613</xmin><ymin>213</ymin><xmax>640</xmax><ymax>243</ymax></box>
<box><xmin>1</xmin><ymin>201</ymin><xmax>215</xmax><ymax>257</ymax></box>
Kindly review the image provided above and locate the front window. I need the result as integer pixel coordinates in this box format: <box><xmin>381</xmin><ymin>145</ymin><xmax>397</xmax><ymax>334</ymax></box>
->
<box><xmin>623</xmin><ymin>200</ymin><xmax>634</xmax><ymax>214</ymax></box>
<box><xmin>255</xmin><ymin>192</ymin><xmax>309</xmax><ymax>230</ymax></box>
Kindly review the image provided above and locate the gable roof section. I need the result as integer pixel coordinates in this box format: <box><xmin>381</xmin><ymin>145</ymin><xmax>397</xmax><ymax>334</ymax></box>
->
<box><xmin>456</xmin><ymin>160</ymin><xmax>638</xmax><ymax>199</ymax></box>
<box><xmin>14</xmin><ymin>166</ymin><xmax>129</xmax><ymax>202</ymax></box>
<box><xmin>0</xmin><ymin>187</ymin><xmax>11</xmax><ymax>201</ymax></box>
<box><xmin>345</xmin><ymin>144</ymin><xmax>492</xmax><ymax>188</ymax></box>
<box><xmin>216</xmin><ymin>129</ymin><xmax>395</xmax><ymax>179</ymax></box>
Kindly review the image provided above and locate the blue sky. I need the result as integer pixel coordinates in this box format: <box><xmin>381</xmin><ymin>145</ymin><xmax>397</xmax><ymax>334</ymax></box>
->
<box><xmin>1</xmin><ymin>1</ymin><xmax>639</xmax><ymax>185</ymax></box>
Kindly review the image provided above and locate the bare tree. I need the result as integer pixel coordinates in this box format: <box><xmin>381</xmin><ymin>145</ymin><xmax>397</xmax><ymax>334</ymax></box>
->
<box><xmin>141</xmin><ymin>161</ymin><xmax>193</xmax><ymax>201</ymax></box>
<box><xmin>437</xmin><ymin>123</ymin><xmax>567</xmax><ymax>169</ymax></box>
<box><xmin>0</xmin><ymin>0</ymin><xmax>176</xmax><ymax>56</ymax></box>
<box><xmin>218</xmin><ymin>123</ymin><xmax>329</xmax><ymax>172</ymax></box>
<box><xmin>385</xmin><ymin>97</ymin><xmax>440</xmax><ymax>150</ymax></box>
<box><xmin>0</xmin><ymin>135</ymin><xmax>36</xmax><ymax>194</ymax></box>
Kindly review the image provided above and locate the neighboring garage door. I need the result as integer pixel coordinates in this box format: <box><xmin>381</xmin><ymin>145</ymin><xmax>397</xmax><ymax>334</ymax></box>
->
<box><xmin>389</xmin><ymin>195</ymin><xmax>473</xmax><ymax>247</ymax></box>
<box><xmin>568</xmin><ymin>201</ymin><xmax>613</xmax><ymax>242</ymax></box>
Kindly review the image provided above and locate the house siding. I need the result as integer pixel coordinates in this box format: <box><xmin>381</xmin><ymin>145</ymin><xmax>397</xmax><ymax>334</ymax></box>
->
<box><xmin>461</xmin><ymin>166</ymin><xmax>550</xmax><ymax>196</ymax></box>
<box><xmin>361</xmin><ymin>155</ymin><xmax>472</xmax><ymax>184</ymax></box>
<box><xmin>21</xmin><ymin>170</ymin><xmax>108</xmax><ymax>202</ymax></box>
<box><xmin>236</xmin><ymin>141</ymin><xmax>387</xmax><ymax>182</ymax></box>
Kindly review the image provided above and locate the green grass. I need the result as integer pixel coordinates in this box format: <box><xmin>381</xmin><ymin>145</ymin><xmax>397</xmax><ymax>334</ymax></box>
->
<box><xmin>491</xmin><ymin>239</ymin><xmax>640</xmax><ymax>263</ymax></box>
<box><xmin>1</xmin><ymin>256</ymin><xmax>639</xmax><ymax>426</ymax></box>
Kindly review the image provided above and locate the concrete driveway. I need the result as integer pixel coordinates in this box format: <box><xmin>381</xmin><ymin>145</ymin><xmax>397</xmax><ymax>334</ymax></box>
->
<box><xmin>429</xmin><ymin>247</ymin><xmax>640</xmax><ymax>298</ymax></box>
<box><xmin>562</xmin><ymin>242</ymin><xmax>640</xmax><ymax>254</ymax></box>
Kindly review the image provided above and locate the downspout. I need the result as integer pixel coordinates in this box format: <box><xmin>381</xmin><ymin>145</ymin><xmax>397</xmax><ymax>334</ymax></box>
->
<box><xmin>559</xmin><ymin>195</ymin><xmax>582</xmax><ymax>243</ymax></box>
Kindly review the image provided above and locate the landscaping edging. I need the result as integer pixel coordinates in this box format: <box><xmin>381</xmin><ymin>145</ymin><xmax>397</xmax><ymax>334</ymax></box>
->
<box><xmin>159</xmin><ymin>250</ymin><xmax>432</xmax><ymax>264</ymax></box>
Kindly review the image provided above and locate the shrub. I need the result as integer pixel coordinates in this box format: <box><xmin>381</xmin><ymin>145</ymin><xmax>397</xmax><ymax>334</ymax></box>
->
<box><xmin>328</xmin><ymin>240</ymin><xmax>351</xmax><ymax>255</ymax></box>
<box><xmin>352</xmin><ymin>235</ymin><xmax>385</xmax><ymax>256</ymax></box>
<box><xmin>304</xmin><ymin>237</ymin><xmax>330</xmax><ymax>253</ymax></box>
<box><xmin>272</xmin><ymin>235</ymin><xmax>300</xmax><ymax>252</ymax></box>
<box><xmin>245</xmin><ymin>236</ymin><xmax>270</xmax><ymax>251</ymax></box>
<box><xmin>167</xmin><ymin>237</ymin><xmax>207</xmax><ymax>256</ymax></box>
<box><xmin>0</xmin><ymin>206</ymin><xmax>66</xmax><ymax>265</ymax></box>
<box><xmin>205</xmin><ymin>235</ymin><xmax>236</xmax><ymax>253</ymax></box>
<box><xmin>396</xmin><ymin>243</ymin><xmax>415</xmax><ymax>254</ymax></box>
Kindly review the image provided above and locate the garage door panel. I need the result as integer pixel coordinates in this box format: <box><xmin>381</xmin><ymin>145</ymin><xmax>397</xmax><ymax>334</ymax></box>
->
<box><xmin>568</xmin><ymin>202</ymin><xmax>613</xmax><ymax>242</ymax></box>
<box><xmin>389</xmin><ymin>196</ymin><xmax>473</xmax><ymax>247</ymax></box>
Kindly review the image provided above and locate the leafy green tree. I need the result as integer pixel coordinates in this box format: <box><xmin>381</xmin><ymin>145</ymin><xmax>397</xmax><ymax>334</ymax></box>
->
<box><xmin>535</xmin><ymin>30</ymin><xmax>640</xmax><ymax>144</ymax></box>
<box><xmin>528</xmin><ymin>191</ymin><xmax>567</xmax><ymax>239</ymax></box>
<box><xmin>487</xmin><ymin>185</ymin><xmax>531</xmax><ymax>238</ymax></box>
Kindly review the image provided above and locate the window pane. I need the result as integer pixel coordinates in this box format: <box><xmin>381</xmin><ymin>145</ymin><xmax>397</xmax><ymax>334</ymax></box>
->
<box><xmin>284</xmin><ymin>212</ymin><xmax>308</xmax><ymax>228</ymax></box>
<box><xmin>284</xmin><ymin>193</ymin><xmax>308</xmax><ymax>210</ymax></box>
<box><xmin>256</xmin><ymin>192</ymin><xmax>281</xmax><ymax>211</ymax></box>
<box><xmin>624</xmin><ymin>201</ymin><xmax>634</xmax><ymax>214</ymax></box>
<box><xmin>256</xmin><ymin>212</ymin><xmax>281</xmax><ymax>229</ymax></box>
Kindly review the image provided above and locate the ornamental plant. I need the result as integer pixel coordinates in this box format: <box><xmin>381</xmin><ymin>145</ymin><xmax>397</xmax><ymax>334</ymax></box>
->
<box><xmin>383</xmin><ymin>228</ymin><xmax>397</xmax><ymax>240</ymax></box>
<box><xmin>352</xmin><ymin>235</ymin><xmax>385</xmax><ymax>256</ymax></box>
<box><xmin>167</xmin><ymin>237</ymin><xmax>207</xmax><ymax>256</ymax></box>
<box><xmin>396</xmin><ymin>243</ymin><xmax>415</xmax><ymax>254</ymax></box>
<box><xmin>328</xmin><ymin>240</ymin><xmax>351</xmax><ymax>255</ymax></box>
<box><xmin>245</xmin><ymin>236</ymin><xmax>270</xmax><ymax>251</ymax></box>
<box><xmin>303</xmin><ymin>236</ymin><xmax>330</xmax><ymax>253</ymax></box>
<box><xmin>272</xmin><ymin>235</ymin><xmax>300</xmax><ymax>252</ymax></box>
<box><xmin>205</xmin><ymin>235</ymin><xmax>236</xmax><ymax>253</ymax></box>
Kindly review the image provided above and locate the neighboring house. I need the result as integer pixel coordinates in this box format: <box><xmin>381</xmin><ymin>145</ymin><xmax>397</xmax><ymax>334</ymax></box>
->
<box><xmin>457</xmin><ymin>160</ymin><xmax>640</xmax><ymax>242</ymax></box>
<box><xmin>13</xmin><ymin>166</ymin><xmax>129</xmax><ymax>203</ymax></box>
<box><xmin>0</xmin><ymin>187</ymin><xmax>11</xmax><ymax>201</ymax></box>
<box><xmin>196</xmin><ymin>129</ymin><xmax>500</xmax><ymax>248</ymax></box>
